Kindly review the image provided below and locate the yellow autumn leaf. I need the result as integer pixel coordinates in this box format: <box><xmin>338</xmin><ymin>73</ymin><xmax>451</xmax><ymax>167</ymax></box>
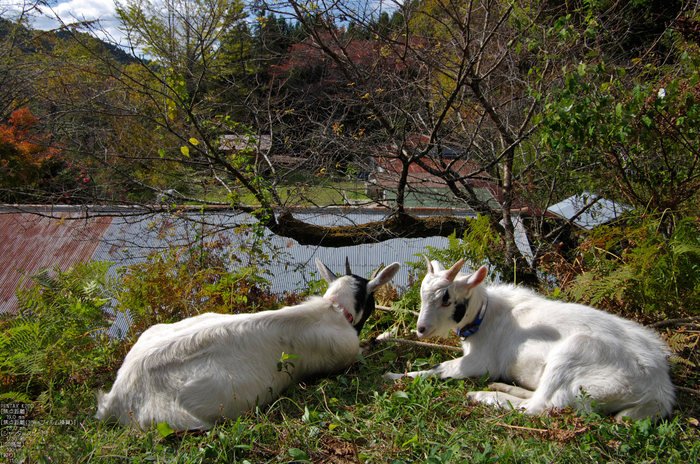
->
<box><xmin>181</xmin><ymin>146</ymin><xmax>190</xmax><ymax>157</ymax></box>
<box><xmin>189</xmin><ymin>138</ymin><xmax>199</xmax><ymax>146</ymax></box>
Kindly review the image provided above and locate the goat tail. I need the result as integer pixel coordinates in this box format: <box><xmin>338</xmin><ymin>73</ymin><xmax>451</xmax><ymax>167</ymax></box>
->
<box><xmin>615</xmin><ymin>381</ymin><xmax>676</xmax><ymax>422</ymax></box>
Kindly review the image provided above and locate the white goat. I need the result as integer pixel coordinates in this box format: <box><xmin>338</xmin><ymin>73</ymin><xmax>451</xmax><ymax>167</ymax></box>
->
<box><xmin>384</xmin><ymin>258</ymin><xmax>675</xmax><ymax>421</ymax></box>
<box><xmin>96</xmin><ymin>258</ymin><xmax>400</xmax><ymax>430</ymax></box>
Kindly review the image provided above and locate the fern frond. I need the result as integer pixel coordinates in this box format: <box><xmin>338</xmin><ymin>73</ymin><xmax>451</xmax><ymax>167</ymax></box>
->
<box><xmin>0</xmin><ymin>391</ymin><xmax>32</xmax><ymax>403</ymax></box>
<box><xmin>667</xmin><ymin>331</ymin><xmax>699</xmax><ymax>352</ymax></box>
<box><xmin>668</xmin><ymin>354</ymin><xmax>697</xmax><ymax>367</ymax></box>
<box><xmin>0</xmin><ymin>316</ymin><xmax>47</xmax><ymax>376</ymax></box>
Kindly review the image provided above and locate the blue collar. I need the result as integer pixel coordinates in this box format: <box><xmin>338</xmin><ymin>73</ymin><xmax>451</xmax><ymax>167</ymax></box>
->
<box><xmin>455</xmin><ymin>298</ymin><xmax>488</xmax><ymax>340</ymax></box>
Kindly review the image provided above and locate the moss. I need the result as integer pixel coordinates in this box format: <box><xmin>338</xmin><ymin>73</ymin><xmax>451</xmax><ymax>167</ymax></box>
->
<box><xmin>273</xmin><ymin>211</ymin><xmax>473</xmax><ymax>247</ymax></box>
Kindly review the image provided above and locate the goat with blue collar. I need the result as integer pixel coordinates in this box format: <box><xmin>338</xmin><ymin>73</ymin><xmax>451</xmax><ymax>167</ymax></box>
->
<box><xmin>384</xmin><ymin>257</ymin><xmax>675</xmax><ymax>422</ymax></box>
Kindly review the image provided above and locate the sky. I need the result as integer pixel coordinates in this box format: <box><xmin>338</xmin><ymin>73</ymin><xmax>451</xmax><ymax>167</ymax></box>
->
<box><xmin>2</xmin><ymin>0</ymin><xmax>124</xmax><ymax>44</ymax></box>
<box><xmin>2</xmin><ymin>0</ymin><xmax>396</xmax><ymax>49</ymax></box>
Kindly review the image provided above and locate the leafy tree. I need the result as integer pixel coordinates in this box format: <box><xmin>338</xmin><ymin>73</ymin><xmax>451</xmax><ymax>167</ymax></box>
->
<box><xmin>540</xmin><ymin>27</ymin><xmax>700</xmax><ymax>235</ymax></box>
<box><xmin>6</xmin><ymin>0</ymin><xmax>695</xmax><ymax>285</ymax></box>
<box><xmin>0</xmin><ymin>107</ymin><xmax>63</xmax><ymax>201</ymax></box>
<box><xmin>116</xmin><ymin>0</ymin><xmax>246</xmax><ymax>81</ymax></box>
<box><xmin>255</xmin><ymin>0</ymin><xmax>584</xmax><ymax>282</ymax></box>
<box><xmin>22</xmin><ymin>1</ymin><xmax>502</xmax><ymax>259</ymax></box>
<box><xmin>25</xmin><ymin>0</ymin><xmax>263</xmax><ymax>207</ymax></box>
<box><xmin>0</xmin><ymin>4</ymin><xmax>42</xmax><ymax>121</ymax></box>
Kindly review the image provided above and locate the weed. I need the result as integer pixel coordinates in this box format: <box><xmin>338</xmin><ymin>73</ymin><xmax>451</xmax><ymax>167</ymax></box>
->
<box><xmin>1</xmin><ymin>232</ymin><xmax>698</xmax><ymax>462</ymax></box>
<box><xmin>3</xmin><ymin>331</ymin><xmax>698</xmax><ymax>463</ymax></box>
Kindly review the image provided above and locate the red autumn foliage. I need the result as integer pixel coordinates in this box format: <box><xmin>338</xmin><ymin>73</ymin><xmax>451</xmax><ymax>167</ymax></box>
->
<box><xmin>271</xmin><ymin>32</ymin><xmax>424</xmax><ymax>91</ymax></box>
<box><xmin>0</xmin><ymin>108</ymin><xmax>62</xmax><ymax>187</ymax></box>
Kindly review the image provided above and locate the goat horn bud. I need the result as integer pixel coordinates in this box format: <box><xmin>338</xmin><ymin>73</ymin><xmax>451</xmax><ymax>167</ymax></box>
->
<box><xmin>423</xmin><ymin>254</ymin><xmax>434</xmax><ymax>274</ymax></box>
<box><xmin>443</xmin><ymin>259</ymin><xmax>467</xmax><ymax>282</ymax></box>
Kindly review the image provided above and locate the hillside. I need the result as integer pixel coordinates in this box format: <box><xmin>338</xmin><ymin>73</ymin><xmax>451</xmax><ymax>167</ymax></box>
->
<box><xmin>0</xmin><ymin>17</ymin><xmax>137</xmax><ymax>65</ymax></box>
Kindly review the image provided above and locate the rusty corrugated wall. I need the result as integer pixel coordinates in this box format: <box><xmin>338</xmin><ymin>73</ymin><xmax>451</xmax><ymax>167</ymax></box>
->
<box><xmin>0</xmin><ymin>206</ymin><xmax>498</xmax><ymax>318</ymax></box>
<box><xmin>0</xmin><ymin>212</ymin><xmax>113</xmax><ymax>313</ymax></box>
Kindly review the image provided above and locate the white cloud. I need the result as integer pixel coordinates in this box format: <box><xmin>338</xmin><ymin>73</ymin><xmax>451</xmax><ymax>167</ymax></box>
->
<box><xmin>2</xmin><ymin>0</ymin><xmax>126</xmax><ymax>45</ymax></box>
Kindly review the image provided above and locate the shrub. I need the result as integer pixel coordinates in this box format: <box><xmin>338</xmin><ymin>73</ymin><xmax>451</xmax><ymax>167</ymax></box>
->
<box><xmin>562</xmin><ymin>214</ymin><xmax>700</xmax><ymax>319</ymax></box>
<box><xmin>114</xmin><ymin>239</ymin><xmax>279</xmax><ymax>340</ymax></box>
<box><xmin>0</xmin><ymin>261</ymin><xmax>119</xmax><ymax>406</ymax></box>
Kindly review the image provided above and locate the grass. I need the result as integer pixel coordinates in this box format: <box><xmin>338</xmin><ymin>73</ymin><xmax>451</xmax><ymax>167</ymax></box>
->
<box><xmin>3</xmin><ymin>210</ymin><xmax>697</xmax><ymax>463</ymax></box>
<box><xmin>2</xmin><ymin>277</ymin><xmax>698</xmax><ymax>463</ymax></box>
<box><xmin>190</xmin><ymin>176</ymin><xmax>370</xmax><ymax>207</ymax></box>
<box><xmin>3</xmin><ymin>320</ymin><xmax>699</xmax><ymax>463</ymax></box>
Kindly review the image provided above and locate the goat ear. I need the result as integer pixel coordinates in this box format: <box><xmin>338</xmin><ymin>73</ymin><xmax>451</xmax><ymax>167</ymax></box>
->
<box><xmin>441</xmin><ymin>258</ymin><xmax>466</xmax><ymax>283</ymax></box>
<box><xmin>367</xmin><ymin>262</ymin><xmax>401</xmax><ymax>294</ymax></box>
<box><xmin>316</xmin><ymin>258</ymin><xmax>338</xmax><ymax>283</ymax></box>
<box><xmin>453</xmin><ymin>265</ymin><xmax>487</xmax><ymax>291</ymax></box>
<box><xmin>345</xmin><ymin>256</ymin><xmax>352</xmax><ymax>275</ymax></box>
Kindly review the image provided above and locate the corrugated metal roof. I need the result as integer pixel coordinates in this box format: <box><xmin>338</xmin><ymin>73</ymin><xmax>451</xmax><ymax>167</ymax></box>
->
<box><xmin>0</xmin><ymin>212</ymin><xmax>113</xmax><ymax>313</ymax></box>
<box><xmin>547</xmin><ymin>193</ymin><xmax>630</xmax><ymax>230</ymax></box>
<box><xmin>90</xmin><ymin>207</ymin><xmax>465</xmax><ymax>294</ymax></box>
<box><xmin>0</xmin><ymin>206</ymin><xmax>486</xmax><ymax>315</ymax></box>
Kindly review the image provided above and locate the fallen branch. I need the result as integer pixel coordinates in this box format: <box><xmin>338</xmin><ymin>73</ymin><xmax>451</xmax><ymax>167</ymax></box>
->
<box><xmin>366</xmin><ymin>337</ymin><xmax>462</xmax><ymax>352</ymax></box>
<box><xmin>673</xmin><ymin>325</ymin><xmax>700</xmax><ymax>331</ymax></box>
<box><xmin>376</xmin><ymin>304</ymin><xmax>420</xmax><ymax>317</ymax></box>
<box><xmin>493</xmin><ymin>422</ymin><xmax>549</xmax><ymax>433</ymax></box>
<box><xmin>272</xmin><ymin>210</ymin><xmax>476</xmax><ymax>247</ymax></box>
<box><xmin>677</xmin><ymin>386</ymin><xmax>700</xmax><ymax>396</ymax></box>
<box><xmin>649</xmin><ymin>317</ymin><xmax>700</xmax><ymax>329</ymax></box>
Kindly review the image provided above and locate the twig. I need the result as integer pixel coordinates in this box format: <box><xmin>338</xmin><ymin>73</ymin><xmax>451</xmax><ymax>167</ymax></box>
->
<box><xmin>485</xmin><ymin>409</ymin><xmax>522</xmax><ymax>424</ymax></box>
<box><xmin>253</xmin><ymin>442</ymin><xmax>278</xmax><ymax>456</ymax></box>
<box><xmin>376</xmin><ymin>304</ymin><xmax>420</xmax><ymax>317</ymax></box>
<box><xmin>318</xmin><ymin>386</ymin><xmax>363</xmax><ymax>436</ymax></box>
<box><xmin>677</xmin><ymin>386</ymin><xmax>700</xmax><ymax>396</ymax></box>
<box><xmin>361</xmin><ymin>345</ymin><xmax>394</xmax><ymax>358</ymax></box>
<box><xmin>649</xmin><ymin>317</ymin><xmax>700</xmax><ymax>329</ymax></box>
<box><xmin>493</xmin><ymin>422</ymin><xmax>549</xmax><ymax>433</ymax></box>
<box><xmin>370</xmin><ymin>337</ymin><xmax>462</xmax><ymax>352</ymax></box>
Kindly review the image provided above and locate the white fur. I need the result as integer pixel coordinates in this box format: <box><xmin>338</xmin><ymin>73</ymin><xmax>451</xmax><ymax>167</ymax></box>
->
<box><xmin>384</xmin><ymin>258</ymin><xmax>675</xmax><ymax>421</ymax></box>
<box><xmin>97</xmin><ymin>259</ymin><xmax>400</xmax><ymax>430</ymax></box>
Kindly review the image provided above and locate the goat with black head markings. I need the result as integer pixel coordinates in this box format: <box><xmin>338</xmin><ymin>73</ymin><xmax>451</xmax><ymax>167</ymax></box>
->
<box><xmin>96</xmin><ymin>258</ymin><xmax>400</xmax><ymax>430</ymax></box>
<box><xmin>384</xmin><ymin>257</ymin><xmax>675</xmax><ymax>422</ymax></box>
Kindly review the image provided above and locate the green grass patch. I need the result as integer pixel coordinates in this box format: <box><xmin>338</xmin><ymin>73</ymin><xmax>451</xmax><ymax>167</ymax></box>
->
<box><xmin>1</xmin><ymin>262</ymin><xmax>697</xmax><ymax>463</ymax></box>
<box><xmin>184</xmin><ymin>176</ymin><xmax>370</xmax><ymax>206</ymax></box>
<box><xmin>3</xmin><ymin>338</ymin><xmax>698</xmax><ymax>463</ymax></box>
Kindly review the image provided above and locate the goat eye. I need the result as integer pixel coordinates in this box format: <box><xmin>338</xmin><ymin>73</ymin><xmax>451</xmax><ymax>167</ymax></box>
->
<box><xmin>440</xmin><ymin>291</ymin><xmax>451</xmax><ymax>307</ymax></box>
